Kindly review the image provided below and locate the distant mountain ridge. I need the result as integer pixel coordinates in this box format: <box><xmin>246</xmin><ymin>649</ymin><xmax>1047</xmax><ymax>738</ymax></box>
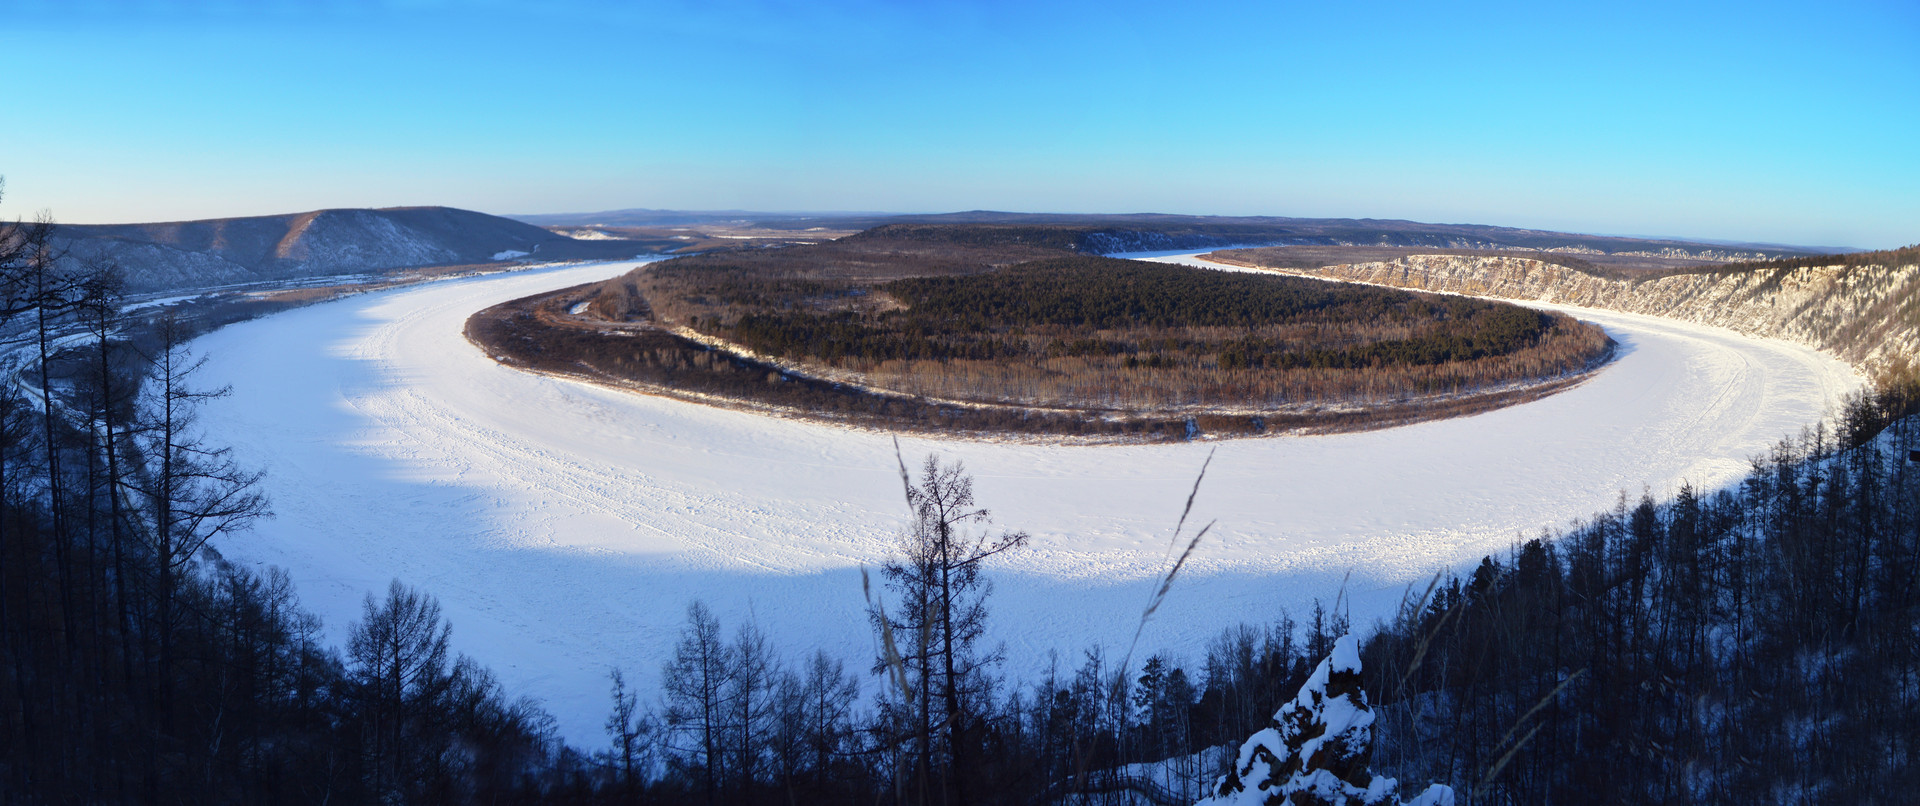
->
<box><xmin>54</xmin><ymin>206</ymin><xmax>638</xmax><ymax>292</ymax></box>
<box><xmin>520</xmin><ymin>207</ymin><xmax>1841</xmax><ymax>261</ymax></box>
<box><xmin>56</xmin><ymin>204</ymin><xmax>1848</xmax><ymax>295</ymax></box>
<box><xmin>861</xmin><ymin>212</ymin><xmax>1838</xmax><ymax>260</ymax></box>
<box><xmin>508</xmin><ymin>208</ymin><xmax>895</xmax><ymax>228</ymax></box>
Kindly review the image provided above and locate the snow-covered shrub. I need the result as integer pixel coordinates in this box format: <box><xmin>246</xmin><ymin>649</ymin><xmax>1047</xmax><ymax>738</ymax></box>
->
<box><xmin>1199</xmin><ymin>634</ymin><xmax>1452</xmax><ymax>806</ymax></box>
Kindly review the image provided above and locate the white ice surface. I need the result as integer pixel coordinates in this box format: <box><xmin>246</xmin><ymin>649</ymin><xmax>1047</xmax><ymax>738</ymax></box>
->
<box><xmin>197</xmin><ymin>256</ymin><xmax>1861</xmax><ymax>746</ymax></box>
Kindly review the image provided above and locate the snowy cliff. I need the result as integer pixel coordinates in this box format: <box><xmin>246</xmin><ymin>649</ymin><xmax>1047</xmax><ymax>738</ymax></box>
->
<box><xmin>1245</xmin><ymin>254</ymin><xmax>1920</xmax><ymax>370</ymax></box>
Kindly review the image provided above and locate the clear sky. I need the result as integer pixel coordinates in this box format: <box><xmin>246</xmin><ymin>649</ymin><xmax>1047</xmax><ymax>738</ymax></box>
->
<box><xmin>3</xmin><ymin>0</ymin><xmax>1915</xmax><ymax>248</ymax></box>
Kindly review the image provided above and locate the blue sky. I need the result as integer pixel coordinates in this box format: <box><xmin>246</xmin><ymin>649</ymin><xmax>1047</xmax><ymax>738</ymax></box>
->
<box><xmin>4</xmin><ymin>0</ymin><xmax>1915</xmax><ymax>248</ymax></box>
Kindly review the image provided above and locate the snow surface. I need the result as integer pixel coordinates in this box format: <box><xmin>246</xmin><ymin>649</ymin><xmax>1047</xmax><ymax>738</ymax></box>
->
<box><xmin>493</xmin><ymin>250</ymin><xmax>531</xmax><ymax>261</ymax></box>
<box><xmin>1329</xmin><ymin>632</ymin><xmax>1361</xmax><ymax>674</ymax></box>
<box><xmin>196</xmin><ymin>255</ymin><xmax>1861</xmax><ymax>746</ymax></box>
<box><xmin>121</xmin><ymin>293</ymin><xmax>207</xmax><ymax>312</ymax></box>
<box><xmin>558</xmin><ymin>229</ymin><xmax>625</xmax><ymax>241</ymax></box>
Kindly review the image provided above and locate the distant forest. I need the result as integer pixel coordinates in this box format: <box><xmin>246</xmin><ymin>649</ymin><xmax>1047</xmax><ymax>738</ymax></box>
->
<box><xmin>759</xmin><ymin>257</ymin><xmax>1558</xmax><ymax>366</ymax></box>
<box><xmin>833</xmin><ymin>216</ymin><xmax>1812</xmax><ymax>264</ymax></box>
<box><xmin>1692</xmin><ymin>242</ymin><xmax>1920</xmax><ymax>274</ymax></box>
<box><xmin>615</xmin><ymin>239</ymin><xmax>1612</xmax><ymax>422</ymax></box>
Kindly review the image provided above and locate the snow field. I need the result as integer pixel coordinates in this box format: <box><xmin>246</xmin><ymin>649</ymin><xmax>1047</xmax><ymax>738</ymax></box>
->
<box><xmin>197</xmin><ymin>256</ymin><xmax>1861</xmax><ymax>745</ymax></box>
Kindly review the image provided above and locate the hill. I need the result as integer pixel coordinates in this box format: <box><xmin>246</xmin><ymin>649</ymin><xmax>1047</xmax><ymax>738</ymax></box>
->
<box><xmin>508</xmin><ymin>208</ymin><xmax>892</xmax><ymax>228</ymax></box>
<box><xmin>59</xmin><ymin>204</ymin><xmax>1845</xmax><ymax>295</ymax></box>
<box><xmin>852</xmin><ymin>213</ymin><xmax>1839</xmax><ymax>264</ymax></box>
<box><xmin>52</xmin><ymin>206</ymin><xmax>658</xmax><ymax>292</ymax></box>
<box><xmin>515</xmin><ymin>207</ymin><xmax>1840</xmax><ymax>264</ymax></box>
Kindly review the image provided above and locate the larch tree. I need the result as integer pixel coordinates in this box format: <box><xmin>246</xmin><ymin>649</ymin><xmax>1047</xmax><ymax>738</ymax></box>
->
<box><xmin>876</xmin><ymin>452</ymin><xmax>1029</xmax><ymax>804</ymax></box>
<box><xmin>662</xmin><ymin>600</ymin><xmax>732</xmax><ymax>806</ymax></box>
<box><xmin>348</xmin><ymin>579</ymin><xmax>457</xmax><ymax>800</ymax></box>
<box><xmin>135</xmin><ymin>312</ymin><xmax>267</xmax><ymax>729</ymax></box>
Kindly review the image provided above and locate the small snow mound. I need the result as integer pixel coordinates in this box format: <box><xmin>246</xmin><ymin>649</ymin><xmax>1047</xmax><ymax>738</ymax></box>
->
<box><xmin>558</xmin><ymin>228</ymin><xmax>623</xmax><ymax>240</ymax></box>
<box><xmin>493</xmin><ymin>250</ymin><xmax>530</xmax><ymax>261</ymax></box>
<box><xmin>1198</xmin><ymin>633</ymin><xmax>1454</xmax><ymax>806</ymax></box>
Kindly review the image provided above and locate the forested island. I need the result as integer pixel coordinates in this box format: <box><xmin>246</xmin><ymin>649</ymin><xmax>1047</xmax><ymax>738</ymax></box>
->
<box><xmin>469</xmin><ymin>226</ymin><xmax>1613</xmax><ymax>440</ymax></box>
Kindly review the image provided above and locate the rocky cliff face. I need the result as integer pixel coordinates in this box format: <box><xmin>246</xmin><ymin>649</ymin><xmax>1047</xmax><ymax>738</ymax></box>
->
<box><xmin>1251</xmin><ymin>255</ymin><xmax>1919</xmax><ymax>370</ymax></box>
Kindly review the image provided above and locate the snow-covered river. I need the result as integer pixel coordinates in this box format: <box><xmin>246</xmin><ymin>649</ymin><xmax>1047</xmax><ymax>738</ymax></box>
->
<box><xmin>198</xmin><ymin>255</ymin><xmax>1860</xmax><ymax>744</ymax></box>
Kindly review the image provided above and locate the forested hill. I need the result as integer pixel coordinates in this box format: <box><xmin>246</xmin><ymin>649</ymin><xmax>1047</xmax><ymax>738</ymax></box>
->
<box><xmin>1686</xmin><ymin>242</ymin><xmax>1920</xmax><ymax>275</ymax></box>
<box><xmin>508</xmin><ymin>207</ymin><xmax>1839</xmax><ymax>262</ymax></box>
<box><xmin>52</xmin><ymin>206</ymin><xmax>653</xmax><ymax>292</ymax></box>
<box><xmin>840</xmin><ymin>213</ymin><xmax>1834</xmax><ymax>261</ymax></box>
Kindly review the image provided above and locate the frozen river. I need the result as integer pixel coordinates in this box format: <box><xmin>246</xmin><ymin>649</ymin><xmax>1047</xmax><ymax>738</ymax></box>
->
<box><xmin>198</xmin><ymin>254</ymin><xmax>1860</xmax><ymax>744</ymax></box>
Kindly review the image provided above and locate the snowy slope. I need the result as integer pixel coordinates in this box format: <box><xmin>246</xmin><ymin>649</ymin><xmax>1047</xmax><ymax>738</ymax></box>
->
<box><xmin>196</xmin><ymin>256</ymin><xmax>1859</xmax><ymax>746</ymax></box>
<box><xmin>1218</xmin><ymin>251</ymin><xmax>1920</xmax><ymax>370</ymax></box>
<box><xmin>52</xmin><ymin>206</ymin><xmax>633</xmax><ymax>292</ymax></box>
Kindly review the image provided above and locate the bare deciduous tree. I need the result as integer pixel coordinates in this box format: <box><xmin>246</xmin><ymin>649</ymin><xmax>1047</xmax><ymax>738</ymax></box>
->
<box><xmin>136</xmin><ymin>312</ymin><xmax>267</xmax><ymax>726</ymax></box>
<box><xmin>662</xmin><ymin>600</ymin><xmax>732</xmax><ymax>806</ymax></box>
<box><xmin>876</xmin><ymin>452</ymin><xmax>1028</xmax><ymax>804</ymax></box>
<box><xmin>348</xmin><ymin>579</ymin><xmax>455</xmax><ymax>800</ymax></box>
<box><xmin>605</xmin><ymin>667</ymin><xmax>657</xmax><ymax>803</ymax></box>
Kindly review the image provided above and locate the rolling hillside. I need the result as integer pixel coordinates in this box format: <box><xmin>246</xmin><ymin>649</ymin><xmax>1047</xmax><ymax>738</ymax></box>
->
<box><xmin>516</xmin><ymin>208</ymin><xmax>1843</xmax><ymax>265</ymax></box>
<box><xmin>53</xmin><ymin>206</ymin><xmax>653</xmax><ymax>292</ymax></box>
